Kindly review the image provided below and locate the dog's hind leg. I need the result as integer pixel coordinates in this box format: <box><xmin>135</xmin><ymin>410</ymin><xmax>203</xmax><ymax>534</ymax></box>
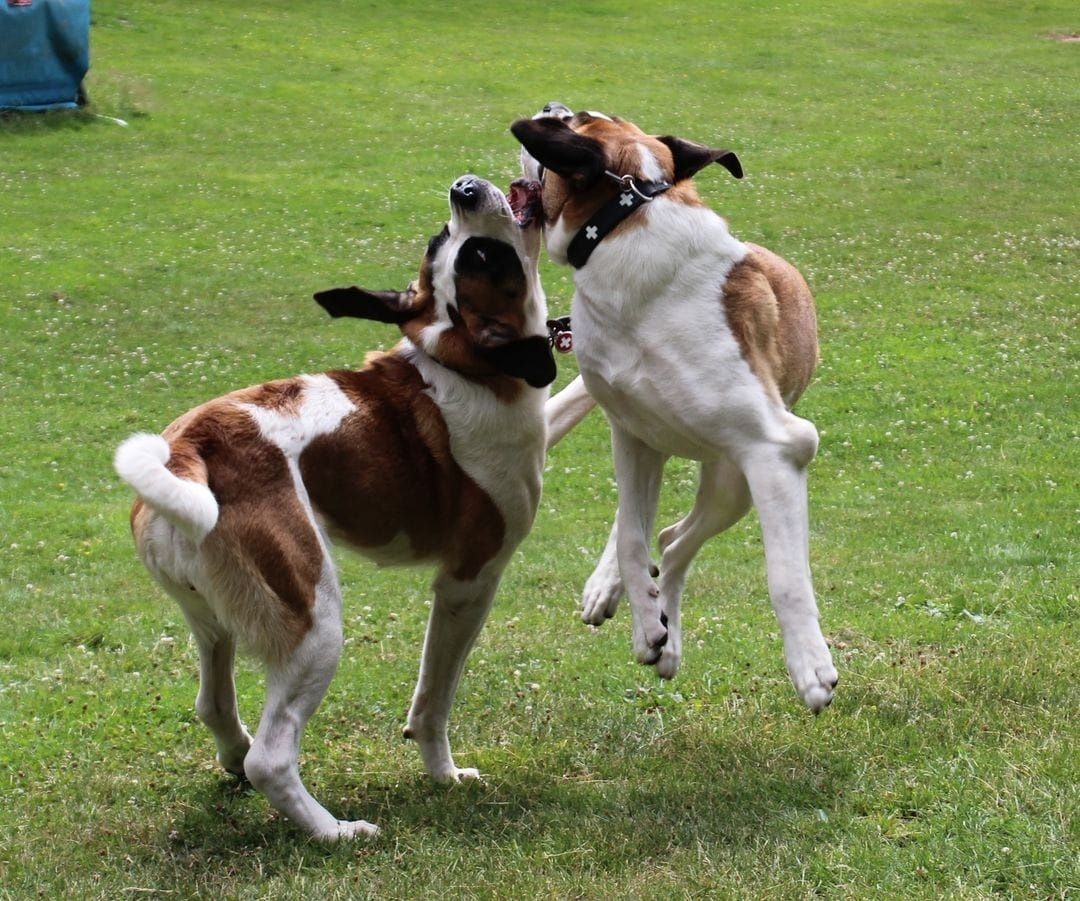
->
<box><xmin>190</xmin><ymin>628</ymin><xmax>251</xmax><ymax>776</ymax></box>
<box><xmin>737</xmin><ymin>415</ymin><xmax>838</xmax><ymax>712</ymax></box>
<box><xmin>165</xmin><ymin>582</ymin><xmax>252</xmax><ymax>776</ymax></box>
<box><xmin>243</xmin><ymin>561</ymin><xmax>378</xmax><ymax>840</ymax></box>
<box><xmin>609</xmin><ymin>422</ymin><xmax>669</xmax><ymax>664</ymax></box>
<box><xmin>545</xmin><ymin>374</ymin><xmax>597</xmax><ymax>450</ymax></box>
<box><xmin>404</xmin><ymin>568</ymin><xmax>500</xmax><ymax>783</ymax></box>
<box><xmin>653</xmin><ymin>457</ymin><xmax>753</xmax><ymax>679</ymax></box>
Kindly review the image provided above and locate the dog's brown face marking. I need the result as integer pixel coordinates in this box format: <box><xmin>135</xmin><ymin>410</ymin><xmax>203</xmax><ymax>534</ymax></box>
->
<box><xmin>395</xmin><ymin>230</ymin><xmax>531</xmax><ymax>400</ymax></box>
<box><xmin>541</xmin><ymin>114</ymin><xmax>666</xmax><ymax>232</ymax></box>
<box><xmin>404</xmin><ymin>193</ymin><xmax>553</xmax><ymax>394</ymax></box>
<box><xmin>514</xmin><ymin>111</ymin><xmax>719</xmax><ymax>245</ymax></box>
<box><xmin>322</xmin><ymin>179</ymin><xmax>554</xmax><ymax>397</ymax></box>
<box><xmin>452</xmin><ymin>236</ymin><xmax>529</xmax><ymax>342</ymax></box>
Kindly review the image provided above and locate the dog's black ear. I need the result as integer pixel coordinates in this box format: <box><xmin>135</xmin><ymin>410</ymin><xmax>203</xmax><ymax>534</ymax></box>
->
<box><xmin>313</xmin><ymin>286</ymin><xmax>422</xmax><ymax>324</ymax></box>
<box><xmin>510</xmin><ymin>117</ymin><xmax>606</xmax><ymax>189</ymax></box>
<box><xmin>478</xmin><ymin>335</ymin><xmax>557</xmax><ymax>388</ymax></box>
<box><xmin>657</xmin><ymin>136</ymin><xmax>743</xmax><ymax>182</ymax></box>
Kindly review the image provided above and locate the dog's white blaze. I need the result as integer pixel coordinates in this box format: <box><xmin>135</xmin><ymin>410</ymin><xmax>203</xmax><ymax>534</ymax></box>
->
<box><xmin>638</xmin><ymin>144</ymin><xmax>666</xmax><ymax>183</ymax></box>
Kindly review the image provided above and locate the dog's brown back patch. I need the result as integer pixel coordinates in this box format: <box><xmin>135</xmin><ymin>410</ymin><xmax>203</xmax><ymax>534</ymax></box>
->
<box><xmin>302</xmin><ymin>353</ymin><xmax>506</xmax><ymax>580</ymax></box>
<box><xmin>722</xmin><ymin>244</ymin><xmax>818</xmax><ymax>407</ymax></box>
<box><xmin>135</xmin><ymin>393</ymin><xmax>321</xmax><ymax>661</ymax></box>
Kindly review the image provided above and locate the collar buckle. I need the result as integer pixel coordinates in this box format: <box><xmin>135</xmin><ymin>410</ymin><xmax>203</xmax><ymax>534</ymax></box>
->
<box><xmin>604</xmin><ymin>170</ymin><xmax>660</xmax><ymax>201</ymax></box>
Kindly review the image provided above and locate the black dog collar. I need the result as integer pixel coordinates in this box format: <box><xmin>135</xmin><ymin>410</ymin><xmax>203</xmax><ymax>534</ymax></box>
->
<box><xmin>565</xmin><ymin>171</ymin><xmax>672</xmax><ymax>269</ymax></box>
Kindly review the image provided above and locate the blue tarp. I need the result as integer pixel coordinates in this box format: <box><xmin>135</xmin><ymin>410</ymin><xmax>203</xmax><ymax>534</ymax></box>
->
<box><xmin>0</xmin><ymin>0</ymin><xmax>90</xmax><ymax>110</ymax></box>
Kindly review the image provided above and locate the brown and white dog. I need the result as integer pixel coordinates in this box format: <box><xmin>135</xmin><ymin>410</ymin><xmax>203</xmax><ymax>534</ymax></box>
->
<box><xmin>514</xmin><ymin>107</ymin><xmax>839</xmax><ymax>712</ymax></box>
<box><xmin>114</xmin><ymin>175</ymin><xmax>555</xmax><ymax>840</ymax></box>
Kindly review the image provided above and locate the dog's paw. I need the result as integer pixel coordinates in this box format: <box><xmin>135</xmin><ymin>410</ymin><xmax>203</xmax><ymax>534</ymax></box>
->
<box><xmin>786</xmin><ymin>641</ymin><xmax>839</xmax><ymax>713</ymax></box>
<box><xmin>632</xmin><ymin>606</ymin><xmax>668</xmax><ymax>665</ymax></box>
<box><xmin>800</xmin><ymin>671</ymin><xmax>838</xmax><ymax>714</ymax></box>
<box><xmin>654</xmin><ymin>634</ymin><xmax>682</xmax><ymax>680</ymax></box>
<box><xmin>216</xmin><ymin>728</ymin><xmax>254</xmax><ymax>777</ymax></box>
<box><xmin>581</xmin><ymin>565</ymin><xmax>623</xmax><ymax>625</ymax></box>
<box><xmin>431</xmin><ymin>766</ymin><xmax>482</xmax><ymax>785</ymax></box>
<box><xmin>317</xmin><ymin>819</ymin><xmax>380</xmax><ymax>842</ymax></box>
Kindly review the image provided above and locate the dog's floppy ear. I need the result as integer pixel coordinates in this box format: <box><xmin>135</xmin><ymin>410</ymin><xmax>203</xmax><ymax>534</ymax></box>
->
<box><xmin>313</xmin><ymin>285</ymin><xmax>422</xmax><ymax>324</ymax></box>
<box><xmin>657</xmin><ymin>136</ymin><xmax>743</xmax><ymax>182</ymax></box>
<box><xmin>510</xmin><ymin>117</ymin><xmax>606</xmax><ymax>189</ymax></box>
<box><xmin>477</xmin><ymin>335</ymin><xmax>557</xmax><ymax>388</ymax></box>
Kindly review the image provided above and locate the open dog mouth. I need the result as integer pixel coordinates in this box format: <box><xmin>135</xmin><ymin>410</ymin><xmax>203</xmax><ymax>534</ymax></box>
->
<box><xmin>507</xmin><ymin>178</ymin><xmax>543</xmax><ymax>228</ymax></box>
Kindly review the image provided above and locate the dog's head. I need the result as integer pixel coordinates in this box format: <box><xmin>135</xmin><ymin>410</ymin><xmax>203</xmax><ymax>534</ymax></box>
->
<box><xmin>315</xmin><ymin>175</ymin><xmax>555</xmax><ymax>389</ymax></box>
<box><xmin>511</xmin><ymin>105</ymin><xmax>742</xmax><ymax>265</ymax></box>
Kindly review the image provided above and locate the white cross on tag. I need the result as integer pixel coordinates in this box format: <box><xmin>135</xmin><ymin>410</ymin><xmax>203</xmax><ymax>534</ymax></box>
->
<box><xmin>585</xmin><ymin>225</ymin><xmax>599</xmax><ymax>240</ymax></box>
<box><xmin>620</xmin><ymin>192</ymin><xmax>634</xmax><ymax>206</ymax></box>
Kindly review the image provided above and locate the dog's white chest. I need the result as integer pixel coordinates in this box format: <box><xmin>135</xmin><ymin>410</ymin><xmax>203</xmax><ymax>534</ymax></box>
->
<box><xmin>571</xmin><ymin>264</ymin><xmax>779</xmax><ymax>460</ymax></box>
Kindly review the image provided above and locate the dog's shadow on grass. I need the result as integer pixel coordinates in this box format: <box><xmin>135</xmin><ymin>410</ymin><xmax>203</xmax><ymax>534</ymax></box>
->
<box><xmin>148</xmin><ymin>730</ymin><xmax>847</xmax><ymax>874</ymax></box>
<box><xmin>360</xmin><ymin>736</ymin><xmax>843</xmax><ymax>853</ymax></box>
<box><xmin>0</xmin><ymin>108</ymin><xmax>124</xmax><ymax>133</ymax></box>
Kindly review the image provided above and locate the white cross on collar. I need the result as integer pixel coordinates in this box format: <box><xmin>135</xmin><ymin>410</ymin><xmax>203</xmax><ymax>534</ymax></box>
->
<box><xmin>620</xmin><ymin>192</ymin><xmax>635</xmax><ymax>206</ymax></box>
<box><xmin>585</xmin><ymin>225</ymin><xmax>599</xmax><ymax>240</ymax></box>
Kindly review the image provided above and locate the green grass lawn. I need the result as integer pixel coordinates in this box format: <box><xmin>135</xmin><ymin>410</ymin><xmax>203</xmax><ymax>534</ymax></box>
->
<box><xmin>2</xmin><ymin>1</ymin><xmax>1077</xmax><ymax>897</ymax></box>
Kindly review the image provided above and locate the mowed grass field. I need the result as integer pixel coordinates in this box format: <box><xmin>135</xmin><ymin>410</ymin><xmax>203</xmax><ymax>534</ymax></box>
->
<box><xmin>1</xmin><ymin>1</ymin><xmax>1077</xmax><ymax>897</ymax></box>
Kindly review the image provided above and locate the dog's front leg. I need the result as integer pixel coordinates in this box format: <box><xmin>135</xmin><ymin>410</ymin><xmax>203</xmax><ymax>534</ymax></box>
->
<box><xmin>581</xmin><ymin>520</ymin><xmax>624</xmax><ymax>624</ymax></box>
<box><xmin>404</xmin><ymin>567</ymin><xmax>501</xmax><ymax>782</ymax></box>
<box><xmin>610</xmin><ymin>422</ymin><xmax>669</xmax><ymax>664</ymax></box>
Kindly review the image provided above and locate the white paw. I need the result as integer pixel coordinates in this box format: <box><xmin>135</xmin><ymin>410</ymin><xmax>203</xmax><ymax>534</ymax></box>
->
<box><xmin>786</xmin><ymin>640</ymin><xmax>839</xmax><ymax>713</ymax></box>
<box><xmin>631</xmin><ymin>604</ymin><xmax>669</xmax><ymax>665</ymax></box>
<box><xmin>431</xmin><ymin>766</ymin><xmax>482</xmax><ymax>785</ymax></box>
<box><xmin>581</xmin><ymin>566</ymin><xmax>623</xmax><ymax>625</ymax></box>
<box><xmin>323</xmin><ymin>819</ymin><xmax>380</xmax><ymax>842</ymax></box>
<box><xmin>654</xmin><ymin>641</ymin><xmax>682</xmax><ymax>680</ymax></box>
<box><xmin>217</xmin><ymin>728</ymin><xmax>254</xmax><ymax>777</ymax></box>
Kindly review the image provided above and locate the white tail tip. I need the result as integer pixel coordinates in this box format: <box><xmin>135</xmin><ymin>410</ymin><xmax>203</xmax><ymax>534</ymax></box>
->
<box><xmin>115</xmin><ymin>432</ymin><xmax>218</xmax><ymax>542</ymax></box>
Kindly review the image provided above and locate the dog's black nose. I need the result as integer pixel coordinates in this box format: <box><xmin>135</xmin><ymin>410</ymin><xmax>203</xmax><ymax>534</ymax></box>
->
<box><xmin>451</xmin><ymin>176</ymin><xmax>481</xmax><ymax>210</ymax></box>
<box><xmin>540</xmin><ymin>101</ymin><xmax>572</xmax><ymax>119</ymax></box>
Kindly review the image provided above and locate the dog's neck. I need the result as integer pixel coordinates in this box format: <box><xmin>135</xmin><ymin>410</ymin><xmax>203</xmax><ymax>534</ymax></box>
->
<box><xmin>564</xmin><ymin>172</ymin><xmax>672</xmax><ymax>269</ymax></box>
<box><xmin>395</xmin><ymin>337</ymin><xmax>532</xmax><ymax>404</ymax></box>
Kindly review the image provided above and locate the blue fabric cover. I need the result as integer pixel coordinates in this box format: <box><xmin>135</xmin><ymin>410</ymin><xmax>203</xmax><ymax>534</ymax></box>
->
<box><xmin>0</xmin><ymin>0</ymin><xmax>90</xmax><ymax>110</ymax></box>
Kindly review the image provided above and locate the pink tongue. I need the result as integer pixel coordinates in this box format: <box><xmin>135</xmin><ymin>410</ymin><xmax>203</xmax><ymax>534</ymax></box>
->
<box><xmin>509</xmin><ymin>184</ymin><xmax>528</xmax><ymax>216</ymax></box>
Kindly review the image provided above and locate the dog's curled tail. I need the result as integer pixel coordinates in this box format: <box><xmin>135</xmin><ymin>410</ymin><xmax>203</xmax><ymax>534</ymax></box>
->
<box><xmin>114</xmin><ymin>433</ymin><xmax>219</xmax><ymax>543</ymax></box>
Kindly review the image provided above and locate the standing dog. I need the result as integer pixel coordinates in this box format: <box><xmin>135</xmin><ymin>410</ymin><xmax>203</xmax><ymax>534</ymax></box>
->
<box><xmin>513</xmin><ymin>108</ymin><xmax>838</xmax><ymax>712</ymax></box>
<box><xmin>114</xmin><ymin>175</ymin><xmax>554</xmax><ymax>840</ymax></box>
